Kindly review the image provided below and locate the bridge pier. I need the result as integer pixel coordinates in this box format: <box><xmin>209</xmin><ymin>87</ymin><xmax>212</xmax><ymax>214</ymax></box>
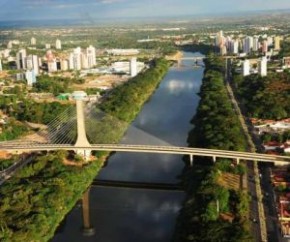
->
<box><xmin>81</xmin><ymin>187</ymin><xmax>95</xmax><ymax>236</ymax></box>
<box><xmin>236</xmin><ymin>158</ymin><xmax>240</xmax><ymax>165</ymax></box>
<box><xmin>213</xmin><ymin>156</ymin><xmax>216</xmax><ymax>163</ymax></box>
<box><xmin>189</xmin><ymin>154</ymin><xmax>194</xmax><ymax>166</ymax></box>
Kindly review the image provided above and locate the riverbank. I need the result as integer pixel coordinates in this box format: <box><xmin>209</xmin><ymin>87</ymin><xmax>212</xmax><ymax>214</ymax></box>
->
<box><xmin>0</xmin><ymin>58</ymin><xmax>170</xmax><ymax>242</ymax></box>
<box><xmin>173</xmin><ymin>54</ymin><xmax>252</xmax><ymax>242</ymax></box>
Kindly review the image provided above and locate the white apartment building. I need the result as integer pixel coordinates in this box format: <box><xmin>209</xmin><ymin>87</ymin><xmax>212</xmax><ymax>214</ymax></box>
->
<box><xmin>259</xmin><ymin>57</ymin><xmax>267</xmax><ymax>77</ymax></box>
<box><xmin>242</xmin><ymin>60</ymin><xmax>250</xmax><ymax>76</ymax></box>
<box><xmin>31</xmin><ymin>37</ymin><xmax>36</xmax><ymax>46</ymax></box>
<box><xmin>26</xmin><ymin>55</ymin><xmax>40</xmax><ymax>76</ymax></box>
<box><xmin>130</xmin><ymin>57</ymin><xmax>137</xmax><ymax>77</ymax></box>
<box><xmin>56</xmin><ymin>39</ymin><xmax>62</xmax><ymax>50</ymax></box>
<box><xmin>16</xmin><ymin>49</ymin><xmax>27</xmax><ymax>70</ymax></box>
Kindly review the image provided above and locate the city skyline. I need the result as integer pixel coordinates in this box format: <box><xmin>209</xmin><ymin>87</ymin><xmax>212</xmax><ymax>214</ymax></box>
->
<box><xmin>1</xmin><ymin>0</ymin><xmax>290</xmax><ymax>21</ymax></box>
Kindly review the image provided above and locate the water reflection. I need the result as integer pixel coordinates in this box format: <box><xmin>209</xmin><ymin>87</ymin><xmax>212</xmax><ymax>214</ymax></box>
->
<box><xmin>54</xmin><ymin>187</ymin><xmax>184</xmax><ymax>242</ymax></box>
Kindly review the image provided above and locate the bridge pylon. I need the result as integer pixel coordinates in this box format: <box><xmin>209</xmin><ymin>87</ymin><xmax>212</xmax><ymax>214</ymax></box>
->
<box><xmin>72</xmin><ymin>91</ymin><xmax>91</xmax><ymax>161</ymax></box>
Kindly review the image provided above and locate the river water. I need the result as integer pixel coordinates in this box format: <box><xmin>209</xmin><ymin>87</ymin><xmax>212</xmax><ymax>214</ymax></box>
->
<box><xmin>53</xmin><ymin>51</ymin><xmax>204</xmax><ymax>242</ymax></box>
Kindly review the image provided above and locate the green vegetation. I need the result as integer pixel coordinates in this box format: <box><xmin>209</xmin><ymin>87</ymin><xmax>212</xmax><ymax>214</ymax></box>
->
<box><xmin>180</xmin><ymin>43</ymin><xmax>215</xmax><ymax>56</ymax></box>
<box><xmin>189</xmin><ymin>56</ymin><xmax>247</xmax><ymax>151</ymax></box>
<box><xmin>233</xmin><ymin>72</ymin><xmax>290</xmax><ymax>120</ymax></box>
<box><xmin>0</xmin><ymin>119</ymin><xmax>28</xmax><ymax>141</ymax></box>
<box><xmin>0</xmin><ymin>58</ymin><xmax>170</xmax><ymax>241</ymax></box>
<box><xmin>279</xmin><ymin>40</ymin><xmax>290</xmax><ymax>58</ymax></box>
<box><xmin>0</xmin><ymin>96</ymin><xmax>71</xmax><ymax>125</ymax></box>
<box><xmin>0</xmin><ymin>158</ymin><xmax>16</xmax><ymax>170</ymax></box>
<box><xmin>173</xmin><ymin>55</ymin><xmax>251</xmax><ymax>242</ymax></box>
<box><xmin>33</xmin><ymin>75</ymin><xmax>85</xmax><ymax>96</ymax></box>
<box><xmin>0</xmin><ymin>151</ymin><xmax>103</xmax><ymax>241</ymax></box>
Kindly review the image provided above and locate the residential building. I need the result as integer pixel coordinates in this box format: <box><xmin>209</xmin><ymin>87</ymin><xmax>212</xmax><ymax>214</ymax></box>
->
<box><xmin>7</xmin><ymin>41</ymin><xmax>12</xmax><ymax>49</ymax></box>
<box><xmin>253</xmin><ymin>37</ymin><xmax>259</xmax><ymax>52</ymax></box>
<box><xmin>47</xmin><ymin>60</ymin><xmax>58</xmax><ymax>73</ymax></box>
<box><xmin>230</xmin><ymin>40</ymin><xmax>239</xmax><ymax>54</ymax></box>
<box><xmin>60</xmin><ymin>59</ymin><xmax>69</xmax><ymax>71</ymax></box>
<box><xmin>274</xmin><ymin>36</ymin><xmax>282</xmax><ymax>50</ymax></box>
<box><xmin>45</xmin><ymin>43</ymin><xmax>51</xmax><ymax>49</ymax></box>
<box><xmin>56</xmin><ymin>39</ymin><xmax>62</xmax><ymax>50</ymax></box>
<box><xmin>262</xmin><ymin>40</ymin><xmax>268</xmax><ymax>53</ymax></box>
<box><xmin>69</xmin><ymin>47</ymin><xmax>82</xmax><ymax>70</ymax></box>
<box><xmin>16</xmin><ymin>49</ymin><xmax>27</xmax><ymax>70</ymax></box>
<box><xmin>243</xmin><ymin>36</ymin><xmax>253</xmax><ymax>54</ymax></box>
<box><xmin>25</xmin><ymin>70</ymin><xmax>37</xmax><ymax>86</ymax></box>
<box><xmin>283</xmin><ymin>57</ymin><xmax>290</xmax><ymax>68</ymax></box>
<box><xmin>31</xmin><ymin>37</ymin><xmax>36</xmax><ymax>46</ymax></box>
<box><xmin>242</xmin><ymin>60</ymin><xmax>250</xmax><ymax>76</ymax></box>
<box><xmin>258</xmin><ymin>57</ymin><xmax>267</xmax><ymax>77</ymax></box>
<box><xmin>267</xmin><ymin>36</ymin><xmax>273</xmax><ymax>46</ymax></box>
<box><xmin>130</xmin><ymin>57</ymin><xmax>137</xmax><ymax>77</ymax></box>
<box><xmin>46</xmin><ymin>50</ymin><xmax>54</xmax><ymax>62</ymax></box>
<box><xmin>86</xmin><ymin>45</ymin><xmax>96</xmax><ymax>68</ymax></box>
<box><xmin>26</xmin><ymin>55</ymin><xmax>39</xmax><ymax>75</ymax></box>
<box><xmin>215</xmin><ymin>30</ymin><xmax>224</xmax><ymax>47</ymax></box>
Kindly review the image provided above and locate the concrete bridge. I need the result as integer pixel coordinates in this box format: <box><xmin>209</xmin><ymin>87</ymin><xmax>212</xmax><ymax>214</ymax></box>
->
<box><xmin>0</xmin><ymin>92</ymin><xmax>289</xmax><ymax>166</ymax></box>
<box><xmin>1</xmin><ymin>143</ymin><xmax>290</xmax><ymax>166</ymax></box>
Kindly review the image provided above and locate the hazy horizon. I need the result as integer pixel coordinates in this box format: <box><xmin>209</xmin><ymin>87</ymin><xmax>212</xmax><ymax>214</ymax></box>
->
<box><xmin>1</xmin><ymin>0</ymin><xmax>290</xmax><ymax>22</ymax></box>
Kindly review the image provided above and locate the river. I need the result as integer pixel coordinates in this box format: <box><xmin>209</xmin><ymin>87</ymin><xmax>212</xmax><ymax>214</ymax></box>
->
<box><xmin>53</xmin><ymin>51</ymin><xmax>204</xmax><ymax>242</ymax></box>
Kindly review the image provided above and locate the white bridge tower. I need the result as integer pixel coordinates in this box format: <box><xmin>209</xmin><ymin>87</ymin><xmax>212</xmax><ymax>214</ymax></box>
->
<box><xmin>72</xmin><ymin>91</ymin><xmax>91</xmax><ymax>161</ymax></box>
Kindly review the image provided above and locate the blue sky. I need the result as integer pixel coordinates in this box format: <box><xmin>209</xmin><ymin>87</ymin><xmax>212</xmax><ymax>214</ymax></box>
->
<box><xmin>1</xmin><ymin>0</ymin><xmax>290</xmax><ymax>21</ymax></box>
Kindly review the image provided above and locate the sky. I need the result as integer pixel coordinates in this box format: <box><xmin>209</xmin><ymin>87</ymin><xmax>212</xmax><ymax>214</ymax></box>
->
<box><xmin>1</xmin><ymin>0</ymin><xmax>290</xmax><ymax>21</ymax></box>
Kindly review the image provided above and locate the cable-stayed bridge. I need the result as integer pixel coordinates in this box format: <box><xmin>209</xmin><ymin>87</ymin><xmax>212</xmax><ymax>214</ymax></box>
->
<box><xmin>0</xmin><ymin>92</ymin><xmax>289</xmax><ymax>166</ymax></box>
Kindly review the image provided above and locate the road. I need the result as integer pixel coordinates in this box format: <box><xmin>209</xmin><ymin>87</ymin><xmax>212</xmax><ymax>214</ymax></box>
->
<box><xmin>225</xmin><ymin>58</ymin><xmax>266</xmax><ymax>242</ymax></box>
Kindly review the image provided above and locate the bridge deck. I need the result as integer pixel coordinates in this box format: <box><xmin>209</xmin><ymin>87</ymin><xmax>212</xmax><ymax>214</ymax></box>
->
<box><xmin>0</xmin><ymin>143</ymin><xmax>289</xmax><ymax>164</ymax></box>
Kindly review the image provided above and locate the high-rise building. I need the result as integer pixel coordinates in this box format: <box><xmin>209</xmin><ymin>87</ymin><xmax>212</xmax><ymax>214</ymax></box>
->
<box><xmin>60</xmin><ymin>59</ymin><xmax>69</xmax><ymax>71</ymax></box>
<box><xmin>56</xmin><ymin>39</ymin><xmax>62</xmax><ymax>50</ymax></box>
<box><xmin>69</xmin><ymin>47</ymin><xmax>82</xmax><ymax>70</ymax></box>
<box><xmin>45</xmin><ymin>43</ymin><xmax>51</xmax><ymax>49</ymax></box>
<box><xmin>243</xmin><ymin>36</ymin><xmax>253</xmax><ymax>54</ymax></box>
<box><xmin>253</xmin><ymin>37</ymin><xmax>259</xmax><ymax>52</ymax></box>
<box><xmin>262</xmin><ymin>40</ymin><xmax>268</xmax><ymax>53</ymax></box>
<box><xmin>215</xmin><ymin>30</ymin><xmax>224</xmax><ymax>47</ymax></box>
<box><xmin>242</xmin><ymin>60</ymin><xmax>250</xmax><ymax>76</ymax></box>
<box><xmin>274</xmin><ymin>36</ymin><xmax>282</xmax><ymax>50</ymax></box>
<box><xmin>267</xmin><ymin>36</ymin><xmax>273</xmax><ymax>46</ymax></box>
<box><xmin>31</xmin><ymin>37</ymin><xmax>36</xmax><ymax>46</ymax></box>
<box><xmin>86</xmin><ymin>45</ymin><xmax>96</xmax><ymax>68</ymax></box>
<box><xmin>46</xmin><ymin>50</ymin><xmax>54</xmax><ymax>62</ymax></box>
<box><xmin>220</xmin><ymin>45</ymin><xmax>227</xmax><ymax>56</ymax></box>
<box><xmin>230</xmin><ymin>40</ymin><xmax>239</xmax><ymax>54</ymax></box>
<box><xmin>258</xmin><ymin>57</ymin><xmax>267</xmax><ymax>77</ymax></box>
<box><xmin>25</xmin><ymin>70</ymin><xmax>37</xmax><ymax>86</ymax></box>
<box><xmin>81</xmin><ymin>54</ymin><xmax>89</xmax><ymax>69</ymax></box>
<box><xmin>26</xmin><ymin>55</ymin><xmax>39</xmax><ymax>75</ymax></box>
<box><xmin>130</xmin><ymin>57</ymin><xmax>137</xmax><ymax>77</ymax></box>
<box><xmin>7</xmin><ymin>41</ymin><xmax>12</xmax><ymax>49</ymax></box>
<box><xmin>47</xmin><ymin>60</ymin><xmax>58</xmax><ymax>73</ymax></box>
<box><xmin>16</xmin><ymin>49</ymin><xmax>27</xmax><ymax>70</ymax></box>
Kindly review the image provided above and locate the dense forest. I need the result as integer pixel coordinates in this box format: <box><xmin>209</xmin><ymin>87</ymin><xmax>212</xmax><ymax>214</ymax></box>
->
<box><xmin>0</xmin><ymin>58</ymin><xmax>170</xmax><ymax>241</ymax></box>
<box><xmin>233</xmin><ymin>72</ymin><xmax>290</xmax><ymax>120</ymax></box>
<box><xmin>33</xmin><ymin>75</ymin><xmax>84</xmax><ymax>96</ymax></box>
<box><xmin>173</xmin><ymin>55</ymin><xmax>251</xmax><ymax>242</ymax></box>
<box><xmin>0</xmin><ymin>94</ymin><xmax>71</xmax><ymax>125</ymax></box>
